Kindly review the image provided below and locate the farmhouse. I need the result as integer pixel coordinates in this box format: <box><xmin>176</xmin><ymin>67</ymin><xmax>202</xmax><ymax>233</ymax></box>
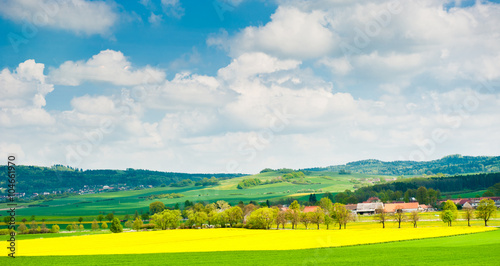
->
<box><xmin>356</xmin><ymin>202</ymin><xmax>384</xmax><ymax>215</ymax></box>
<box><xmin>302</xmin><ymin>206</ymin><xmax>319</xmax><ymax>213</ymax></box>
<box><xmin>384</xmin><ymin>202</ymin><xmax>419</xmax><ymax>213</ymax></box>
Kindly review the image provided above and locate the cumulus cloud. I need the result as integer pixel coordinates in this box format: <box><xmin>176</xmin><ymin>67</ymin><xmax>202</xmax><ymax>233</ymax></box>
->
<box><xmin>0</xmin><ymin>0</ymin><xmax>117</xmax><ymax>35</ymax></box>
<box><xmin>230</xmin><ymin>6</ymin><xmax>336</xmax><ymax>59</ymax></box>
<box><xmin>49</xmin><ymin>50</ymin><xmax>166</xmax><ymax>86</ymax></box>
<box><xmin>0</xmin><ymin>60</ymin><xmax>55</xmax><ymax>127</ymax></box>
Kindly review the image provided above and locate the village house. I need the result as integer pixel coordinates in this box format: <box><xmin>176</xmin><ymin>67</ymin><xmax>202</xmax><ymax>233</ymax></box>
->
<box><xmin>356</xmin><ymin>202</ymin><xmax>384</xmax><ymax>215</ymax></box>
<box><xmin>384</xmin><ymin>202</ymin><xmax>419</xmax><ymax>213</ymax></box>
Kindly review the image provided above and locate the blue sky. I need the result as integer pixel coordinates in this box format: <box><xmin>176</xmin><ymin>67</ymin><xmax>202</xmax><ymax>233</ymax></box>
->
<box><xmin>1</xmin><ymin>0</ymin><xmax>500</xmax><ymax>173</ymax></box>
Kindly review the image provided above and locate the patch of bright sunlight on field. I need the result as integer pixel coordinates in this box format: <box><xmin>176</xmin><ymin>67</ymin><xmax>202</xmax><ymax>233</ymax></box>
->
<box><xmin>10</xmin><ymin>226</ymin><xmax>496</xmax><ymax>256</ymax></box>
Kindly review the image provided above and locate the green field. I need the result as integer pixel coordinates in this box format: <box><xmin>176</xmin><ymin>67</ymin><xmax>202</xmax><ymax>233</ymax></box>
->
<box><xmin>0</xmin><ymin>171</ymin><xmax>386</xmax><ymax>219</ymax></box>
<box><xmin>2</xmin><ymin>229</ymin><xmax>499</xmax><ymax>265</ymax></box>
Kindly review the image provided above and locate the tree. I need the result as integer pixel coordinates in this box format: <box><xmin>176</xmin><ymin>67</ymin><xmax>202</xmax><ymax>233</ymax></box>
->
<box><xmin>300</xmin><ymin>212</ymin><xmax>311</xmax><ymax>229</ymax></box>
<box><xmin>416</xmin><ymin>186</ymin><xmax>428</xmax><ymax>204</ymax></box>
<box><xmin>409</xmin><ymin>211</ymin><xmax>420</xmax><ymax>228</ymax></box>
<box><xmin>274</xmin><ymin>208</ymin><xmax>287</xmax><ymax>229</ymax></box>
<box><xmin>216</xmin><ymin>200</ymin><xmax>230</xmax><ymax>211</ymax></box>
<box><xmin>226</xmin><ymin>206</ymin><xmax>243</xmax><ymax>227</ymax></box>
<box><xmin>71</xmin><ymin>222</ymin><xmax>78</xmax><ymax>231</ymax></box>
<box><xmin>324</xmin><ymin>215</ymin><xmax>333</xmax><ymax>230</ymax></box>
<box><xmin>141</xmin><ymin>213</ymin><xmax>149</xmax><ymax>221</ymax></box>
<box><xmin>124</xmin><ymin>220</ymin><xmax>133</xmax><ymax>228</ymax></box>
<box><xmin>463</xmin><ymin>206</ymin><xmax>474</xmax><ymax>227</ymax></box>
<box><xmin>244</xmin><ymin>203</ymin><xmax>257</xmax><ymax>216</ymax></box>
<box><xmin>79</xmin><ymin>224</ymin><xmax>84</xmax><ymax>231</ymax></box>
<box><xmin>3</xmin><ymin>216</ymin><xmax>10</xmax><ymax>224</ymax></box>
<box><xmin>30</xmin><ymin>215</ymin><xmax>36</xmax><ymax>221</ymax></box>
<box><xmin>482</xmin><ymin>191</ymin><xmax>495</xmax><ymax>197</ymax></box>
<box><xmin>106</xmin><ymin>213</ymin><xmax>114</xmax><ymax>221</ymax></box>
<box><xmin>476</xmin><ymin>198</ymin><xmax>496</xmax><ymax>226</ymax></box>
<box><xmin>110</xmin><ymin>218</ymin><xmax>123</xmax><ymax>233</ymax></box>
<box><xmin>332</xmin><ymin>203</ymin><xmax>350</xmax><ymax>229</ymax></box>
<box><xmin>66</xmin><ymin>224</ymin><xmax>72</xmax><ymax>231</ymax></box>
<box><xmin>440</xmin><ymin>200</ymin><xmax>458</xmax><ymax>226</ymax></box>
<box><xmin>152</xmin><ymin>209</ymin><xmax>182</xmax><ymax>230</ymax></box>
<box><xmin>124</xmin><ymin>214</ymin><xmax>130</xmax><ymax>221</ymax></box>
<box><xmin>286</xmin><ymin>208</ymin><xmax>300</xmax><ymax>230</ymax></box>
<box><xmin>149</xmin><ymin>201</ymin><xmax>166</xmax><ymax>215</ymax></box>
<box><xmin>309</xmin><ymin>208</ymin><xmax>324</xmax><ymax>229</ymax></box>
<box><xmin>97</xmin><ymin>214</ymin><xmax>104</xmax><ymax>222</ymax></box>
<box><xmin>375</xmin><ymin>208</ymin><xmax>388</xmax><ymax>228</ymax></box>
<box><xmin>187</xmin><ymin>210</ymin><xmax>208</xmax><ymax>228</ymax></box>
<box><xmin>22</xmin><ymin>218</ymin><xmax>27</xmax><ymax>223</ymax></box>
<box><xmin>78</xmin><ymin>217</ymin><xmax>84</xmax><ymax>223</ymax></box>
<box><xmin>91</xmin><ymin>219</ymin><xmax>99</xmax><ymax>231</ymax></box>
<box><xmin>393</xmin><ymin>209</ymin><xmax>406</xmax><ymax>228</ymax></box>
<box><xmin>101</xmin><ymin>222</ymin><xmax>108</xmax><ymax>230</ymax></box>
<box><xmin>133</xmin><ymin>217</ymin><xmax>143</xmax><ymax>231</ymax></box>
<box><xmin>18</xmin><ymin>223</ymin><xmax>28</xmax><ymax>234</ymax></box>
<box><xmin>247</xmin><ymin>207</ymin><xmax>276</xmax><ymax>229</ymax></box>
<box><xmin>318</xmin><ymin>198</ymin><xmax>333</xmax><ymax>215</ymax></box>
<box><xmin>134</xmin><ymin>210</ymin><xmax>139</xmax><ymax>220</ymax></box>
<box><xmin>51</xmin><ymin>224</ymin><xmax>60</xmax><ymax>233</ymax></box>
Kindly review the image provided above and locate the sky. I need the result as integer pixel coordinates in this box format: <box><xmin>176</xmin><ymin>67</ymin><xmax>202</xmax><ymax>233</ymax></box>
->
<box><xmin>0</xmin><ymin>0</ymin><xmax>500</xmax><ymax>174</ymax></box>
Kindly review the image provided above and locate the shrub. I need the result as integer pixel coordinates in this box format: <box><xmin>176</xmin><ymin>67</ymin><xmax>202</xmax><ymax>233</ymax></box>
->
<box><xmin>141</xmin><ymin>223</ymin><xmax>155</xmax><ymax>230</ymax></box>
<box><xmin>110</xmin><ymin>218</ymin><xmax>123</xmax><ymax>233</ymax></box>
<box><xmin>124</xmin><ymin>220</ymin><xmax>133</xmax><ymax>228</ymax></box>
<box><xmin>18</xmin><ymin>222</ymin><xmax>27</xmax><ymax>233</ymax></box>
<box><xmin>101</xmin><ymin>222</ymin><xmax>108</xmax><ymax>230</ymax></box>
<box><xmin>66</xmin><ymin>224</ymin><xmax>72</xmax><ymax>231</ymax></box>
<box><xmin>51</xmin><ymin>224</ymin><xmax>60</xmax><ymax>233</ymax></box>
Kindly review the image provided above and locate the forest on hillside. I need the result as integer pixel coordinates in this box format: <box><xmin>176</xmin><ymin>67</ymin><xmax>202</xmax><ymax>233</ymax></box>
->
<box><xmin>0</xmin><ymin>165</ymin><xmax>244</xmax><ymax>196</ymax></box>
<box><xmin>305</xmin><ymin>155</ymin><xmax>500</xmax><ymax>175</ymax></box>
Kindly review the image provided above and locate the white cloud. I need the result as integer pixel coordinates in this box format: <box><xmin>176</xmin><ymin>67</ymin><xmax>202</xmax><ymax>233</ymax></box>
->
<box><xmin>230</xmin><ymin>6</ymin><xmax>336</xmax><ymax>59</ymax></box>
<box><xmin>218</xmin><ymin>52</ymin><xmax>301</xmax><ymax>81</ymax></box>
<box><xmin>0</xmin><ymin>60</ymin><xmax>55</xmax><ymax>127</ymax></box>
<box><xmin>161</xmin><ymin>0</ymin><xmax>185</xmax><ymax>19</ymax></box>
<box><xmin>148</xmin><ymin>12</ymin><xmax>163</xmax><ymax>26</ymax></box>
<box><xmin>0</xmin><ymin>0</ymin><xmax>117</xmax><ymax>35</ymax></box>
<box><xmin>49</xmin><ymin>50</ymin><xmax>166</xmax><ymax>86</ymax></box>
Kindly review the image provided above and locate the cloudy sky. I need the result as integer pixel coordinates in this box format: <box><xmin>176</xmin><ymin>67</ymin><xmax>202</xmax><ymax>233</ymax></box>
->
<box><xmin>1</xmin><ymin>0</ymin><xmax>499</xmax><ymax>174</ymax></box>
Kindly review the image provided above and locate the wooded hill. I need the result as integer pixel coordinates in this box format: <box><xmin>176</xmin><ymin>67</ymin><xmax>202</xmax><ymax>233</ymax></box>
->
<box><xmin>305</xmin><ymin>155</ymin><xmax>500</xmax><ymax>176</ymax></box>
<box><xmin>0</xmin><ymin>165</ymin><xmax>245</xmax><ymax>196</ymax></box>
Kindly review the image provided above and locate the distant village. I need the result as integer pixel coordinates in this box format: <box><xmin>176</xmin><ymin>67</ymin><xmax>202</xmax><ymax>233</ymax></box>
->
<box><xmin>0</xmin><ymin>183</ymin><xmax>155</xmax><ymax>202</ymax></box>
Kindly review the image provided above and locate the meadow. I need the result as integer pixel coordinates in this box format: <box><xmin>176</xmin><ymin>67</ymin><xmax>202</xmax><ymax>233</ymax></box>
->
<box><xmin>2</xmin><ymin>228</ymin><xmax>499</xmax><ymax>265</ymax></box>
<box><xmin>0</xmin><ymin>171</ymin><xmax>385</xmax><ymax>219</ymax></box>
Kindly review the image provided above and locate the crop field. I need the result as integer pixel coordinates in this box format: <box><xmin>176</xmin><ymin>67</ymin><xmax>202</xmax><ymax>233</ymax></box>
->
<box><xmin>0</xmin><ymin>171</ymin><xmax>385</xmax><ymax>218</ymax></box>
<box><xmin>5</xmin><ymin>224</ymin><xmax>495</xmax><ymax>256</ymax></box>
<box><xmin>2</xmin><ymin>228</ymin><xmax>499</xmax><ymax>265</ymax></box>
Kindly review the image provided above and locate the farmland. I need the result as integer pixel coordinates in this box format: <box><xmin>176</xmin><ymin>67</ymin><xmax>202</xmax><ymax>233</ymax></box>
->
<box><xmin>0</xmin><ymin>171</ymin><xmax>385</xmax><ymax>219</ymax></box>
<box><xmin>2</xmin><ymin>228</ymin><xmax>499</xmax><ymax>265</ymax></box>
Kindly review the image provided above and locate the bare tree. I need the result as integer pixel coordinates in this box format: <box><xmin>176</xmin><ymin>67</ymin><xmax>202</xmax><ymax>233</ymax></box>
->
<box><xmin>409</xmin><ymin>211</ymin><xmax>420</xmax><ymax>228</ymax></box>
<box><xmin>375</xmin><ymin>208</ymin><xmax>388</xmax><ymax>228</ymax></box>
<box><xmin>463</xmin><ymin>205</ymin><xmax>474</xmax><ymax>227</ymax></box>
<box><xmin>393</xmin><ymin>209</ymin><xmax>406</xmax><ymax>228</ymax></box>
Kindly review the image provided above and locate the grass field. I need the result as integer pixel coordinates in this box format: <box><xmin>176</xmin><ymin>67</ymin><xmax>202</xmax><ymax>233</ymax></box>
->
<box><xmin>2</xmin><ymin>229</ymin><xmax>499</xmax><ymax>265</ymax></box>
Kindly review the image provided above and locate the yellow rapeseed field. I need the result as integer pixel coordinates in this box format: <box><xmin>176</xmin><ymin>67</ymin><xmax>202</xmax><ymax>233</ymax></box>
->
<box><xmin>10</xmin><ymin>226</ymin><xmax>495</xmax><ymax>256</ymax></box>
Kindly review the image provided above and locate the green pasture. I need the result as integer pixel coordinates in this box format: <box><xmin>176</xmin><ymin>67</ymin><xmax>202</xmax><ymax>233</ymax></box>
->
<box><xmin>2</xmin><ymin>228</ymin><xmax>499</xmax><ymax>265</ymax></box>
<box><xmin>0</xmin><ymin>171</ymin><xmax>376</xmax><ymax>218</ymax></box>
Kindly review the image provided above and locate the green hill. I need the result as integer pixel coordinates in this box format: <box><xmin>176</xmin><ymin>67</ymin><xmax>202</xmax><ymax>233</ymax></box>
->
<box><xmin>306</xmin><ymin>154</ymin><xmax>500</xmax><ymax>175</ymax></box>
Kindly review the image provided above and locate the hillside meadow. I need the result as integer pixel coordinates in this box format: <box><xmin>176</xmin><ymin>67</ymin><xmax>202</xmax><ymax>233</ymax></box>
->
<box><xmin>0</xmin><ymin>171</ymin><xmax>385</xmax><ymax>218</ymax></box>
